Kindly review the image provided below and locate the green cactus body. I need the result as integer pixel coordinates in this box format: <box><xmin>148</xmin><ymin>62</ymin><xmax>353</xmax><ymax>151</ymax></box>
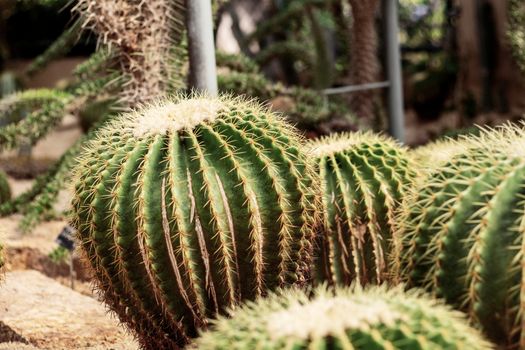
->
<box><xmin>395</xmin><ymin>126</ymin><xmax>525</xmax><ymax>347</ymax></box>
<box><xmin>193</xmin><ymin>285</ymin><xmax>493</xmax><ymax>350</ymax></box>
<box><xmin>0</xmin><ymin>171</ymin><xmax>11</xmax><ymax>204</ymax></box>
<box><xmin>71</xmin><ymin>96</ymin><xmax>318</xmax><ymax>348</ymax></box>
<box><xmin>307</xmin><ymin>132</ymin><xmax>416</xmax><ymax>285</ymax></box>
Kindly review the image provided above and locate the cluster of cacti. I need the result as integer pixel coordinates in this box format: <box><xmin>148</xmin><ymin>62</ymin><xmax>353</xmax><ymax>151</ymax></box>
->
<box><xmin>193</xmin><ymin>284</ymin><xmax>492</xmax><ymax>350</ymax></box>
<box><xmin>306</xmin><ymin>132</ymin><xmax>416</xmax><ymax>285</ymax></box>
<box><xmin>71</xmin><ymin>95</ymin><xmax>318</xmax><ymax>349</ymax></box>
<box><xmin>394</xmin><ymin>124</ymin><xmax>525</xmax><ymax>347</ymax></box>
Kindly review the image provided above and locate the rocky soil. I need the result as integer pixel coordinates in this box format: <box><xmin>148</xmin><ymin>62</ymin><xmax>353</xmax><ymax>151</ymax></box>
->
<box><xmin>0</xmin><ymin>116</ymin><xmax>139</xmax><ymax>350</ymax></box>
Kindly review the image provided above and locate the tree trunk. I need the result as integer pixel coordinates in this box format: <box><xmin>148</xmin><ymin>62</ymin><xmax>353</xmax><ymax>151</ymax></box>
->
<box><xmin>348</xmin><ymin>0</ymin><xmax>380</xmax><ymax>121</ymax></box>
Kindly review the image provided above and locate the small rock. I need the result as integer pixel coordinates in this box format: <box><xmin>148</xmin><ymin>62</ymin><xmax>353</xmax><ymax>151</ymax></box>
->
<box><xmin>0</xmin><ymin>270</ymin><xmax>138</xmax><ymax>350</ymax></box>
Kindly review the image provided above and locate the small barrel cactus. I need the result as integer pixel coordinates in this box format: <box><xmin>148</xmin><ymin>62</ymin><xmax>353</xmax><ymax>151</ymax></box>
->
<box><xmin>71</xmin><ymin>95</ymin><xmax>318</xmax><ymax>349</ymax></box>
<box><xmin>193</xmin><ymin>284</ymin><xmax>493</xmax><ymax>349</ymax></box>
<box><xmin>0</xmin><ymin>170</ymin><xmax>11</xmax><ymax>204</ymax></box>
<box><xmin>305</xmin><ymin>132</ymin><xmax>416</xmax><ymax>285</ymax></box>
<box><xmin>395</xmin><ymin>124</ymin><xmax>525</xmax><ymax>347</ymax></box>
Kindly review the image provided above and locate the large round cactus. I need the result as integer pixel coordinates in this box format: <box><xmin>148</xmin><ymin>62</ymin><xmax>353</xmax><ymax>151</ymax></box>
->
<box><xmin>0</xmin><ymin>170</ymin><xmax>11</xmax><ymax>204</ymax></box>
<box><xmin>306</xmin><ymin>132</ymin><xmax>416</xmax><ymax>285</ymax></box>
<box><xmin>394</xmin><ymin>124</ymin><xmax>525</xmax><ymax>347</ymax></box>
<box><xmin>193</xmin><ymin>284</ymin><xmax>492</xmax><ymax>349</ymax></box>
<box><xmin>71</xmin><ymin>95</ymin><xmax>318</xmax><ymax>349</ymax></box>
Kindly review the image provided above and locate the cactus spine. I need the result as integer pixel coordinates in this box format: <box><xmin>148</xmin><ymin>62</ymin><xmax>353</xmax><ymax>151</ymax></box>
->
<box><xmin>395</xmin><ymin>124</ymin><xmax>525</xmax><ymax>347</ymax></box>
<box><xmin>193</xmin><ymin>284</ymin><xmax>493</xmax><ymax>350</ymax></box>
<box><xmin>71</xmin><ymin>96</ymin><xmax>318</xmax><ymax>349</ymax></box>
<box><xmin>307</xmin><ymin>132</ymin><xmax>416</xmax><ymax>285</ymax></box>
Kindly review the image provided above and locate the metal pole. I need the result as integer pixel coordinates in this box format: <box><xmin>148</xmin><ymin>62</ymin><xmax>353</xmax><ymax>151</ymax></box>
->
<box><xmin>384</xmin><ymin>0</ymin><xmax>405</xmax><ymax>142</ymax></box>
<box><xmin>187</xmin><ymin>0</ymin><xmax>218</xmax><ymax>96</ymax></box>
<box><xmin>323</xmin><ymin>81</ymin><xmax>390</xmax><ymax>95</ymax></box>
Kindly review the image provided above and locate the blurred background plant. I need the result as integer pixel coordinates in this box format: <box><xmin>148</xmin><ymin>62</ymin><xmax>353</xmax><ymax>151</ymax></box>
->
<box><xmin>0</xmin><ymin>0</ymin><xmax>523</xmax><ymax>232</ymax></box>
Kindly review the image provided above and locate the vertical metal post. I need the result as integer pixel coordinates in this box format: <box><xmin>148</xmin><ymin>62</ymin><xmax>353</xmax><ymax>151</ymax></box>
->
<box><xmin>384</xmin><ymin>0</ymin><xmax>405</xmax><ymax>142</ymax></box>
<box><xmin>187</xmin><ymin>0</ymin><xmax>218</xmax><ymax>96</ymax></box>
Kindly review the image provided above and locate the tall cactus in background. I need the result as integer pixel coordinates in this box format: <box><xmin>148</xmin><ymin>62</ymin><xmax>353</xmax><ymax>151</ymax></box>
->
<box><xmin>394</xmin><ymin>124</ymin><xmax>525</xmax><ymax>347</ymax></box>
<box><xmin>73</xmin><ymin>0</ymin><xmax>187</xmax><ymax>103</ymax></box>
<box><xmin>71</xmin><ymin>95</ymin><xmax>319</xmax><ymax>349</ymax></box>
<box><xmin>193</xmin><ymin>284</ymin><xmax>493</xmax><ymax>350</ymax></box>
<box><xmin>306</xmin><ymin>132</ymin><xmax>416</xmax><ymax>285</ymax></box>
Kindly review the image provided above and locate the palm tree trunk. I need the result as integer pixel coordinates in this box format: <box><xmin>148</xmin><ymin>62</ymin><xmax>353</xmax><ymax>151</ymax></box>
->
<box><xmin>348</xmin><ymin>0</ymin><xmax>380</xmax><ymax>121</ymax></box>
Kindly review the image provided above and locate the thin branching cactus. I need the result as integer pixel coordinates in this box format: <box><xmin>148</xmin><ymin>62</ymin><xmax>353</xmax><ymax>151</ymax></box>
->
<box><xmin>306</xmin><ymin>132</ymin><xmax>416</xmax><ymax>285</ymax></box>
<box><xmin>394</xmin><ymin>124</ymin><xmax>525</xmax><ymax>347</ymax></box>
<box><xmin>193</xmin><ymin>284</ymin><xmax>493</xmax><ymax>349</ymax></box>
<box><xmin>0</xmin><ymin>170</ymin><xmax>11</xmax><ymax>205</ymax></box>
<box><xmin>70</xmin><ymin>95</ymin><xmax>319</xmax><ymax>349</ymax></box>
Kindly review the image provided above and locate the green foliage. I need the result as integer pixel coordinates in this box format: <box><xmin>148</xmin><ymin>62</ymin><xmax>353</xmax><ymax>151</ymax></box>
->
<box><xmin>215</xmin><ymin>52</ymin><xmax>259</xmax><ymax>74</ymax></box>
<box><xmin>255</xmin><ymin>41</ymin><xmax>315</xmax><ymax>72</ymax></box>
<box><xmin>306</xmin><ymin>132</ymin><xmax>416</xmax><ymax>286</ymax></box>
<box><xmin>0</xmin><ymin>95</ymin><xmax>71</xmax><ymax>151</ymax></box>
<box><xmin>0</xmin><ymin>89</ymin><xmax>71</xmax><ymax>126</ymax></box>
<box><xmin>399</xmin><ymin>0</ymin><xmax>445</xmax><ymax>48</ymax></box>
<box><xmin>193</xmin><ymin>284</ymin><xmax>492</xmax><ymax>350</ymax></box>
<box><xmin>71</xmin><ymin>96</ymin><xmax>319</xmax><ymax>349</ymax></box>
<box><xmin>217</xmin><ymin>69</ymin><xmax>359</xmax><ymax>129</ymax></box>
<box><xmin>245</xmin><ymin>0</ymin><xmax>326</xmax><ymax>43</ymax></box>
<box><xmin>48</xmin><ymin>246</ymin><xmax>69</xmax><ymax>264</ymax></box>
<box><xmin>246</xmin><ymin>0</ymin><xmax>336</xmax><ymax>88</ymax></box>
<box><xmin>0</xmin><ymin>170</ymin><xmax>11</xmax><ymax>205</ymax></box>
<box><xmin>508</xmin><ymin>0</ymin><xmax>525</xmax><ymax>73</ymax></box>
<box><xmin>394</xmin><ymin>124</ymin><xmax>525</xmax><ymax>347</ymax></box>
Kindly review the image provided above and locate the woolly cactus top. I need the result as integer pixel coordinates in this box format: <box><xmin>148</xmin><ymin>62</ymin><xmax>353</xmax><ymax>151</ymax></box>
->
<box><xmin>193</xmin><ymin>285</ymin><xmax>493</xmax><ymax>349</ymax></box>
<box><xmin>265</xmin><ymin>294</ymin><xmax>402</xmax><ymax>340</ymax></box>
<box><xmin>306</xmin><ymin>131</ymin><xmax>401</xmax><ymax>158</ymax></box>
<box><xmin>412</xmin><ymin>123</ymin><xmax>525</xmax><ymax>177</ymax></box>
<box><xmin>89</xmin><ymin>95</ymin><xmax>298</xmax><ymax>140</ymax></box>
<box><xmin>130</xmin><ymin>98</ymin><xmax>223</xmax><ymax>136</ymax></box>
